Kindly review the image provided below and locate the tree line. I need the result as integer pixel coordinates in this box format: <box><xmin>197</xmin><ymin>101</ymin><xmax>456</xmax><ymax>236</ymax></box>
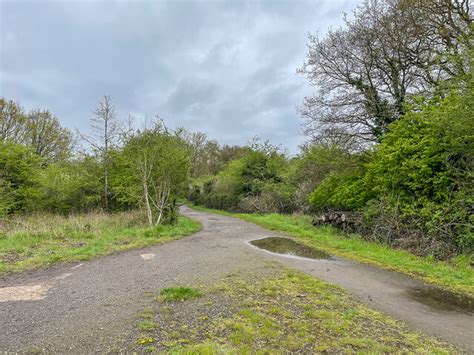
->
<box><xmin>0</xmin><ymin>95</ymin><xmax>255</xmax><ymax>226</ymax></box>
<box><xmin>190</xmin><ymin>0</ymin><xmax>473</xmax><ymax>259</ymax></box>
<box><xmin>1</xmin><ymin>0</ymin><xmax>472</xmax><ymax>260</ymax></box>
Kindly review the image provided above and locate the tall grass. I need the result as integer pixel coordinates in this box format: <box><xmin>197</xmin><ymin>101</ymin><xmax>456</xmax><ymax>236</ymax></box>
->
<box><xmin>0</xmin><ymin>210</ymin><xmax>144</xmax><ymax>237</ymax></box>
<box><xmin>0</xmin><ymin>211</ymin><xmax>201</xmax><ymax>274</ymax></box>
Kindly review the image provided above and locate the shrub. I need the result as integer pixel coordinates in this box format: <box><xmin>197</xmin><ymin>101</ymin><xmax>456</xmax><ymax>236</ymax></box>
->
<box><xmin>0</xmin><ymin>141</ymin><xmax>41</xmax><ymax>216</ymax></box>
<box><xmin>309</xmin><ymin>89</ymin><xmax>474</xmax><ymax>257</ymax></box>
<box><xmin>291</xmin><ymin>144</ymin><xmax>361</xmax><ymax>211</ymax></box>
<box><xmin>190</xmin><ymin>146</ymin><xmax>297</xmax><ymax>213</ymax></box>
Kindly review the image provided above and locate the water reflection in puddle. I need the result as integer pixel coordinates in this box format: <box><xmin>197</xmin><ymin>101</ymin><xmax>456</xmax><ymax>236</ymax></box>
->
<box><xmin>408</xmin><ymin>286</ymin><xmax>473</xmax><ymax>314</ymax></box>
<box><xmin>250</xmin><ymin>238</ymin><xmax>473</xmax><ymax>314</ymax></box>
<box><xmin>250</xmin><ymin>237</ymin><xmax>332</xmax><ymax>260</ymax></box>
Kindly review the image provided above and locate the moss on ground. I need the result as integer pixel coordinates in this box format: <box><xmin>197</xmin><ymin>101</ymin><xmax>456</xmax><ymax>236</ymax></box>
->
<box><xmin>133</xmin><ymin>270</ymin><xmax>457</xmax><ymax>353</ymax></box>
<box><xmin>188</xmin><ymin>204</ymin><xmax>473</xmax><ymax>297</ymax></box>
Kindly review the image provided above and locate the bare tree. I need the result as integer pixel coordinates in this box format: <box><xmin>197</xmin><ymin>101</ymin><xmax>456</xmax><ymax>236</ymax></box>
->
<box><xmin>299</xmin><ymin>0</ymin><xmax>472</xmax><ymax>147</ymax></box>
<box><xmin>1</xmin><ymin>99</ymin><xmax>74</xmax><ymax>163</ymax></box>
<box><xmin>406</xmin><ymin>0</ymin><xmax>472</xmax><ymax>85</ymax></box>
<box><xmin>26</xmin><ymin>110</ymin><xmax>74</xmax><ymax>163</ymax></box>
<box><xmin>0</xmin><ymin>98</ymin><xmax>28</xmax><ymax>143</ymax></box>
<box><xmin>84</xmin><ymin>95</ymin><xmax>120</xmax><ymax>211</ymax></box>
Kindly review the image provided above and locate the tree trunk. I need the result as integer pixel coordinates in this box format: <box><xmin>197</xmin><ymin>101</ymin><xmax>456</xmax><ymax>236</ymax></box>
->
<box><xmin>141</xmin><ymin>159</ymin><xmax>153</xmax><ymax>227</ymax></box>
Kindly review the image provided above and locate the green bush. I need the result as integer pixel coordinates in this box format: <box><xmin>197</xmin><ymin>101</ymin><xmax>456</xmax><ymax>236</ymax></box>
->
<box><xmin>32</xmin><ymin>157</ymin><xmax>103</xmax><ymax>214</ymax></box>
<box><xmin>0</xmin><ymin>141</ymin><xmax>42</xmax><ymax>216</ymax></box>
<box><xmin>309</xmin><ymin>89</ymin><xmax>474</xmax><ymax>257</ymax></box>
<box><xmin>238</xmin><ymin>181</ymin><xmax>296</xmax><ymax>213</ymax></box>
<box><xmin>309</xmin><ymin>171</ymin><xmax>371</xmax><ymax>211</ymax></box>
<box><xmin>189</xmin><ymin>145</ymin><xmax>297</xmax><ymax>213</ymax></box>
<box><xmin>291</xmin><ymin>144</ymin><xmax>361</xmax><ymax>211</ymax></box>
<box><xmin>111</xmin><ymin>128</ymin><xmax>190</xmax><ymax>225</ymax></box>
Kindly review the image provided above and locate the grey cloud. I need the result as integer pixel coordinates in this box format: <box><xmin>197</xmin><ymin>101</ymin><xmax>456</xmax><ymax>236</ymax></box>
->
<box><xmin>162</xmin><ymin>78</ymin><xmax>219</xmax><ymax>114</ymax></box>
<box><xmin>0</xmin><ymin>0</ymin><xmax>359</xmax><ymax>154</ymax></box>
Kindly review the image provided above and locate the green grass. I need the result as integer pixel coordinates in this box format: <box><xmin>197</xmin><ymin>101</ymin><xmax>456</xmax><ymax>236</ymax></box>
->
<box><xmin>0</xmin><ymin>211</ymin><xmax>201</xmax><ymax>274</ymax></box>
<box><xmin>189</xmin><ymin>204</ymin><xmax>474</xmax><ymax>297</ymax></box>
<box><xmin>159</xmin><ymin>286</ymin><xmax>203</xmax><ymax>301</ymax></box>
<box><xmin>134</xmin><ymin>269</ymin><xmax>457</xmax><ymax>353</ymax></box>
<box><xmin>138</xmin><ymin>320</ymin><xmax>158</xmax><ymax>331</ymax></box>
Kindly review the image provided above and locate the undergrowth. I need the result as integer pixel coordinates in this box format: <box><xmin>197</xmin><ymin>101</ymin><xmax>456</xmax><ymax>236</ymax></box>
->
<box><xmin>189</xmin><ymin>203</ymin><xmax>473</xmax><ymax>297</ymax></box>
<box><xmin>0</xmin><ymin>211</ymin><xmax>201</xmax><ymax>274</ymax></box>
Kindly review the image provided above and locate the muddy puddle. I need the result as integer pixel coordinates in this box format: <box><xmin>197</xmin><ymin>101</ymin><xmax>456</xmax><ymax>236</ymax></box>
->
<box><xmin>408</xmin><ymin>286</ymin><xmax>473</xmax><ymax>314</ymax></box>
<box><xmin>250</xmin><ymin>237</ymin><xmax>332</xmax><ymax>260</ymax></box>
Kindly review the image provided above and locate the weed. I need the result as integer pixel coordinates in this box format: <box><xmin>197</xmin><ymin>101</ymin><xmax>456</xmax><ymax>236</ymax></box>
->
<box><xmin>0</xmin><ymin>212</ymin><xmax>201</xmax><ymax>274</ymax></box>
<box><xmin>189</xmin><ymin>204</ymin><xmax>473</xmax><ymax>296</ymax></box>
<box><xmin>134</xmin><ymin>269</ymin><xmax>456</xmax><ymax>353</ymax></box>
<box><xmin>159</xmin><ymin>287</ymin><xmax>202</xmax><ymax>301</ymax></box>
<box><xmin>138</xmin><ymin>320</ymin><xmax>157</xmax><ymax>331</ymax></box>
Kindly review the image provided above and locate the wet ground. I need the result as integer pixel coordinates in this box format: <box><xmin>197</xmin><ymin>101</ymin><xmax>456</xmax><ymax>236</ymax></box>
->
<box><xmin>249</xmin><ymin>236</ymin><xmax>332</xmax><ymax>259</ymax></box>
<box><xmin>0</xmin><ymin>206</ymin><xmax>473</xmax><ymax>352</ymax></box>
<box><xmin>250</xmin><ymin>236</ymin><xmax>474</xmax><ymax>316</ymax></box>
<box><xmin>408</xmin><ymin>285</ymin><xmax>473</xmax><ymax>314</ymax></box>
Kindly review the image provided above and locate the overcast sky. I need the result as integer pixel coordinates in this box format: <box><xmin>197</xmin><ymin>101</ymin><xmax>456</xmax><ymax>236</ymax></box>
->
<box><xmin>1</xmin><ymin>0</ymin><xmax>358</xmax><ymax>153</ymax></box>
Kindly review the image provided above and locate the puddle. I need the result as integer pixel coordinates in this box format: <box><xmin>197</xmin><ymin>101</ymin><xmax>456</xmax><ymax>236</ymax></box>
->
<box><xmin>408</xmin><ymin>286</ymin><xmax>474</xmax><ymax>314</ymax></box>
<box><xmin>250</xmin><ymin>237</ymin><xmax>332</xmax><ymax>260</ymax></box>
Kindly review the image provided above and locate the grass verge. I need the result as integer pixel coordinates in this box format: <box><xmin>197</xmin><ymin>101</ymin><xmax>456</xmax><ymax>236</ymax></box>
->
<box><xmin>0</xmin><ymin>211</ymin><xmax>201</xmax><ymax>274</ymax></box>
<box><xmin>134</xmin><ymin>269</ymin><xmax>457</xmax><ymax>353</ymax></box>
<box><xmin>189</xmin><ymin>204</ymin><xmax>473</xmax><ymax>297</ymax></box>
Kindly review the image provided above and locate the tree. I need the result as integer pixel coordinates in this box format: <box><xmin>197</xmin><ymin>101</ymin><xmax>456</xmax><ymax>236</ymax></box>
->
<box><xmin>405</xmin><ymin>0</ymin><xmax>472</xmax><ymax>86</ymax></box>
<box><xmin>0</xmin><ymin>98</ymin><xmax>27</xmax><ymax>143</ymax></box>
<box><xmin>190</xmin><ymin>140</ymin><xmax>296</xmax><ymax>213</ymax></box>
<box><xmin>299</xmin><ymin>0</ymin><xmax>472</xmax><ymax>146</ymax></box>
<box><xmin>309</xmin><ymin>87</ymin><xmax>474</xmax><ymax>256</ymax></box>
<box><xmin>187</xmin><ymin>136</ymin><xmax>223</xmax><ymax>177</ymax></box>
<box><xmin>1</xmin><ymin>99</ymin><xmax>73</xmax><ymax>163</ymax></box>
<box><xmin>180</xmin><ymin>130</ymin><xmax>211</xmax><ymax>178</ymax></box>
<box><xmin>113</xmin><ymin>124</ymin><xmax>190</xmax><ymax>226</ymax></box>
<box><xmin>84</xmin><ymin>95</ymin><xmax>120</xmax><ymax>211</ymax></box>
<box><xmin>25</xmin><ymin>110</ymin><xmax>73</xmax><ymax>163</ymax></box>
<box><xmin>290</xmin><ymin>144</ymin><xmax>361</xmax><ymax>209</ymax></box>
<box><xmin>218</xmin><ymin>144</ymin><xmax>251</xmax><ymax>167</ymax></box>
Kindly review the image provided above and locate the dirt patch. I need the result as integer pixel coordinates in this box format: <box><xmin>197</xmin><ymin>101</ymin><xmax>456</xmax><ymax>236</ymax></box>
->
<box><xmin>113</xmin><ymin>239</ymin><xmax>132</xmax><ymax>246</ymax></box>
<box><xmin>140</xmin><ymin>253</ymin><xmax>155</xmax><ymax>260</ymax></box>
<box><xmin>0</xmin><ymin>283</ymin><xmax>53</xmax><ymax>302</ymax></box>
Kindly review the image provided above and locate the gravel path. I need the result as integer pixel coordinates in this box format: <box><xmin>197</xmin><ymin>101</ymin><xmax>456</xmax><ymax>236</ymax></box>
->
<box><xmin>0</xmin><ymin>206</ymin><xmax>472</xmax><ymax>352</ymax></box>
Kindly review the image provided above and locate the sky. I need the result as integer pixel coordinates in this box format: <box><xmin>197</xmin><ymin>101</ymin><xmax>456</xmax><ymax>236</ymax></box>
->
<box><xmin>1</xmin><ymin>0</ymin><xmax>358</xmax><ymax>154</ymax></box>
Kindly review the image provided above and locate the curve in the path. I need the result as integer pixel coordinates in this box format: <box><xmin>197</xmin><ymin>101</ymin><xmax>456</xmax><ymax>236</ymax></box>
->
<box><xmin>0</xmin><ymin>206</ymin><xmax>472</xmax><ymax>352</ymax></box>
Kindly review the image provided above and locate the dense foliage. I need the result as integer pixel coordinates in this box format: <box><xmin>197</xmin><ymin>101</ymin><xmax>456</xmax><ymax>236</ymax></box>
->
<box><xmin>188</xmin><ymin>0</ymin><xmax>473</xmax><ymax>259</ymax></box>
<box><xmin>189</xmin><ymin>141</ymin><xmax>296</xmax><ymax>213</ymax></box>
<box><xmin>189</xmin><ymin>88</ymin><xmax>473</xmax><ymax>257</ymax></box>
<box><xmin>1</xmin><ymin>0</ymin><xmax>472</xmax><ymax>259</ymax></box>
<box><xmin>0</xmin><ymin>100</ymin><xmax>192</xmax><ymax>226</ymax></box>
<box><xmin>112</xmin><ymin>127</ymin><xmax>190</xmax><ymax>225</ymax></box>
<box><xmin>310</xmin><ymin>89</ymin><xmax>473</xmax><ymax>256</ymax></box>
<box><xmin>0</xmin><ymin>141</ymin><xmax>41</xmax><ymax>215</ymax></box>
